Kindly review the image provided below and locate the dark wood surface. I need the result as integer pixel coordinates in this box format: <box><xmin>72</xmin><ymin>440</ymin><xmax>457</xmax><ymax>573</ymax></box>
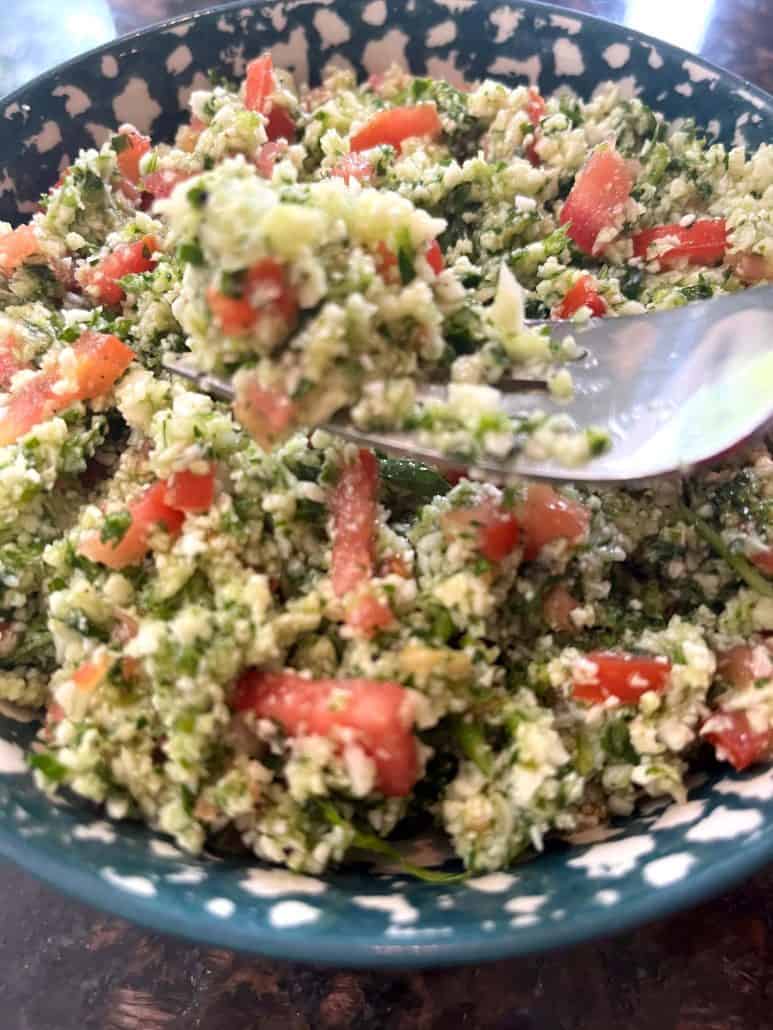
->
<box><xmin>3</xmin><ymin>2</ymin><xmax>773</xmax><ymax>1027</ymax></box>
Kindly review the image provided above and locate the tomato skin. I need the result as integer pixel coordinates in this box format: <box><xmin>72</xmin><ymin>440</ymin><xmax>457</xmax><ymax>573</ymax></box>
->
<box><xmin>265</xmin><ymin>104</ymin><xmax>296</xmax><ymax>142</ymax></box>
<box><xmin>443</xmin><ymin>500</ymin><xmax>520</xmax><ymax>562</ymax></box>
<box><xmin>232</xmin><ymin>375</ymin><xmax>297</xmax><ymax>449</ymax></box>
<box><xmin>632</xmin><ymin>219</ymin><xmax>726</xmax><ymax>268</ymax></box>
<box><xmin>0</xmin><ymin>331</ymin><xmax>134</xmax><ymax>448</ymax></box>
<box><xmin>557</xmin><ymin>274</ymin><xmax>607</xmax><ymax>319</ymax></box>
<box><xmin>750</xmin><ymin>548</ymin><xmax>773</xmax><ymax>575</ymax></box>
<box><xmin>164</xmin><ymin>467</ymin><xmax>216</xmax><ymax>513</ymax></box>
<box><xmin>572</xmin><ymin>651</ymin><xmax>671</xmax><ymax>704</ymax></box>
<box><xmin>425</xmin><ymin>239</ymin><xmax>444</xmax><ymax>275</ymax></box>
<box><xmin>0</xmin><ymin>335</ymin><xmax>27</xmax><ymax>389</ymax></box>
<box><xmin>330</xmin><ymin>153</ymin><xmax>374</xmax><ymax>184</ymax></box>
<box><xmin>233</xmin><ymin>669</ymin><xmax>418</xmax><ymax>796</ymax></box>
<box><xmin>207</xmin><ymin>258</ymin><xmax>296</xmax><ymax>336</ymax></box>
<box><xmin>115</xmin><ymin>129</ymin><xmax>151</xmax><ymax>183</ymax></box>
<box><xmin>518</xmin><ymin>484</ymin><xmax>590</xmax><ymax>561</ymax></box>
<box><xmin>345</xmin><ymin>592</ymin><xmax>394</xmax><ymax>637</ymax></box>
<box><xmin>245</xmin><ymin>54</ymin><xmax>274</xmax><ymax>113</ymax></box>
<box><xmin>525</xmin><ymin>87</ymin><xmax>546</xmax><ymax>126</ymax></box>
<box><xmin>78</xmin><ymin>481</ymin><xmax>184</xmax><ymax>569</ymax></box>
<box><xmin>0</xmin><ymin>225</ymin><xmax>39</xmax><ymax>275</ymax></box>
<box><xmin>559</xmin><ymin>147</ymin><xmax>634</xmax><ymax>255</ymax></box>
<box><xmin>543</xmin><ymin>585</ymin><xmax>579</xmax><ymax>633</ymax></box>
<box><xmin>143</xmin><ymin>169</ymin><xmax>190</xmax><ymax>199</ymax></box>
<box><xmin>703</xmin><ymin>711</ymin><xmax>773</xmax><ymax>772</ymax></box>
<box><xmin>85</xmin><ymin>235</ymin><xmax>158</xmax><ymax>306</ymax></box>
<box><xmin>331</xmin><ymin>449</ymin><xmax>380</xmax><ymax>597</ymax></box>
<box><xmin>350</xmin><ymin>104</ymin><xmax>442</xmax><ymax>152</ymax></box>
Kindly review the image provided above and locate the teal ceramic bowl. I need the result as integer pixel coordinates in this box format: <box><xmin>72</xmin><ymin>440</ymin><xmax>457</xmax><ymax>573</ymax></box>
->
<box><xmin>0</xmin><ymin>0</ymin><xmax>771</xmax><ymax>967</ymax></box>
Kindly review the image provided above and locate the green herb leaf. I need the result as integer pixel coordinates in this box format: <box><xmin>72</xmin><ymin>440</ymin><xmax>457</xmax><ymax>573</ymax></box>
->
<box><xmin>187</xmin><ymin>183</ymin><xmax>209</xmax><ymax>209</ymax></box>
<box><xmin>100</xmin><ymin>510</ymin><xmax>132</xmax><ymax>546</ymax></box>
<box><xmin>111</xmin><ymin>134</ymin><xmax>130</xmax><ymax>154</ymax></box>
<box><xmin>177</xmin><ymin>241</ymin><xmax>204</xmax><ymax>266</ymax></box>
<box><xmin>679</xmin><ymin>502</ymin><xmax>773</xmax><ymax>598</ymax></box>
<box><xmin>28</xmin><ymin>752</ymin><xmax>68</xmax><ymax>782</ymax></box>
<box><xmin>452</xmin><ymin>717</ymin><xmax>494</xmax><ymax>776</ymax></box>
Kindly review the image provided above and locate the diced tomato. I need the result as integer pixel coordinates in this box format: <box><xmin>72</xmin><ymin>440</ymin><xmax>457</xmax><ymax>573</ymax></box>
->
<box><xmin>518</xmin><ymin>484</ymin><xmax>590</xmax><ymax>561</ymax></box>
<box><xmin>572</xmin><ymin>651</ymin><xmax>671</xmax><ymax>704</ymax></box>
<box><xmin>233</xmin><ymin>669</ymin><xmax>418</xmax><ymax>796</ymax></box>
<box><xmin>142</xmin><ymin>169</ymin><xmax>191</xmax><ymax>199</ymax></box>
<box><xmin>525</xmin><ymin>138</ymin><xmax>541</xmax><ymax>167</ymax></box>
<box><xmin>444</xmin><ymin>499</ymin><xmax>520</xmax><ymax>562</ymax></box>
<box><xmin>232</xmin><ymin>374</ymin><xmax>297</xmax><ymax>449</ymax></box>
<box><xmin>206</xmin><ymin>257</ymin><xmax>296</xmax><ymax>335</ymax></box>
<box><xmin>716</xmin><ymin>644</ymin><xmax>772</xmax><ymax>688</ymax></box>
<box><xmin>543</xmin><ymin>585</ymin><xmax>579</xmax><ymax>633</ymax></box>
<box><xmin>379</xmin><ymin>553</ymin><xmax>411</xmax><ymax>578</ymax></box>
<box><xmin>115</xmin><ymin>128</ymin><xmax>151</xmax><ymax>184</ymax></box>
<box><xmin>0</xmin><ymin>331</ymin><xmax>134</xmax><ymax>448</ymax></box>
<box><xmin>164</xmin><ymin>467</ymin><xmax>216</xmax><ymax>513</ymax></box>
<box><xmin>632</xmin><ymin>219</ymin><xmax>726</xmax><ymax>269</ymax></box>
<box><xmin>525</xmin><ymin>87</ymin><xmax>546</xmax><ymax>126</ymax></box>
<box><xmin>375</xmin><ymin>242</ymin><xmax>399</xmax><ymax>283</ymax></box>
<box><xmin>750</xmin><ymin>548</ymin><xmax>773</xmax><ymax>575</ymax></box>
<box><xmin>350</xmin><ymin>104</ymin><xmax>442</xmax><ymax>153</ymax></box>
<box><xmin>72</xmin><ymin>654</ymin><xmax>111</xmax><ymax>693</ymax></box>
<box><xmin>84</xmin><ymin>235</ymin><xmax>158</xmax><ymax>306</ymax></box>
<box><xmin>703</xmin><ymin>711</ymin><xmax>773</xmax><ymax>772</ymax></box>
<box><xmin>0</xmin><ymin>225</ymin><xmax>39</xmax><ymax>275</ymax></box>
<box><xmin>78</xmin><ymin>480</ymin><xmax>184</xmax><ymax>570</ymax></box>
<box><xmin>330</xmin><ymin>153</ymin><xmax>374</xmax><ymax>185</ymax></box>
<box><xmin>265</xmin><ymin>104</ymin><xmax>296</xmax><ymax>142</ymax></box>
<box><xmin>331</xmin><ymin>449</ymin><xmax>379</xmax><ymax>597</ymax></box>
<box><xmin>255</xmin><ymin>141</ymin><xmax>285</xmax><ymax>179</ymax></box>
<box><xmin>425</xmin><ymin>239</ymin><xmax>444</xmax><ymax>275</ymax></box>
<box><xmin>0</xmin><ymin>335</ymin><xmax>27</xmax><ymax>390</ymax></box>
<box><xmin>559</xmin><ymin>147</ymin><xmax>634</xmax><ymax>255</ymax></box>
<box><xmin>345</xmin><ymin>591</ymin><xmax>394</xmax><ymax>637</ymax></box>
<box><xmin>729</xmin><ymin>252</ymin><xmax>773</xmax><ymax>283</ymax></box>
<box><xmin>245</xmin><ymin>54</ymin><xmax>275</xmax><ymax>113</ymax></box>
<box><xmin>557</xmin><ymin>274</ymin><xmax>607</xmax><ymax>319</ymax></box>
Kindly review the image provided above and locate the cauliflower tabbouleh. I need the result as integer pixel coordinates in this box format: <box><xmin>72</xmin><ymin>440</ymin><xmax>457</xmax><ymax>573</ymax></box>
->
<box><xmin>1</xmin><ymin>54</ymin><xmax>772</xmax><ymax>875</ymax></box>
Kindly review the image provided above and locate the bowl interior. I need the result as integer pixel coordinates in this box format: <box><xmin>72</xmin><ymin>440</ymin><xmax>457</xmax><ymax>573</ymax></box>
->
<box><xmin>0</xmin><ymin>0</ymin><xmax>772</xmax><ymax>966</ymax></box>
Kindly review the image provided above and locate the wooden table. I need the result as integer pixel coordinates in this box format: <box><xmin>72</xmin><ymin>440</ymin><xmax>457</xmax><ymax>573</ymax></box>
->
<box><xmin>2</xmin><ymin>2</ymin><xmax>772</xmax><ymax>1027</ymax></box>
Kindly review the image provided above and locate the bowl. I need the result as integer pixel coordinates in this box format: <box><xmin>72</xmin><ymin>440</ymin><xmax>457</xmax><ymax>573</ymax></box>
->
<box><xmin>0</xmin><ymin>0</ymin><xmax>771</xmax><ymax>968</ymax></box>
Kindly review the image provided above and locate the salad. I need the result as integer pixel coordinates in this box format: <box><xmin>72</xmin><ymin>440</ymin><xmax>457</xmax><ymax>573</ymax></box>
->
<box><xmin>0</xmin><ymin>55</ymin><xmax>772</xmax><ymax>875</ymax></box>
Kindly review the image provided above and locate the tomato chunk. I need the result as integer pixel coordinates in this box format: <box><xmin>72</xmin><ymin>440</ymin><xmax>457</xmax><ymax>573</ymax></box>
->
<box><xmin>330</xmin><ymin>152</ymin><xmax>374</xmax><ymax>185</ymax></box>
<box><xmin>443</xmin><ymin>500</ymin><xmax>520</xmax><ymax>562</ymax></box>
<box><xmin>0</xmin><ymin>335</ymin><xmax>27</xmax><ymax>389</ymax></box>
<box><xmin>350</xmin><ymin>104</ymin><xmax>442</xmax><ymax>153</ymax></box>
<box><xmin>632</xmin><ymin>219</ymin><xmax>726</xmax><ymax>269</ymax></box>
<box><xmin>206</xmin><ymin>257</ymin><xmax>297</xmax><ymax>336</ymax></box>
<box><xmin>115</xmin><ymin>128</ymin><xmax>151</xmax><ymax>183</ymax></box>
<box><xmin>703</xmin><ymin>711</ymin><xmax>773</xmax><ymax>772</ymax></box>
<box><xmin>518</xmin><ymin>484</ymin><xmax>590</xmax><ymax>560</ymax></box>
<box><xmin>232</xmin><ymin>374</ymin><xmax>297</xmax><ymax>449</ymax></box>
<box><xmin>331</xmin><ymin>449</ymin><xmax>380</xmax><ymax>596</ymax></box>
<box><xmin>525</xmin><ymin>87</ymin><xmax>546</xmax><ymax>126</ymax></box>
<box><xmin>557</xmin><ymin>274</ymin><xmax>607</xmax><ymax>319</ymax></box>
<box><xmin>751</xmin><ymin>548</ymin><xmax>773</xmax><ymax>575</ymax></box>
<box><xmin>164</xmin><ymin>467</ymin><xmax>216</xmax><ymax>513</ymax></box>
<box><xmin>425</xmin><ymin>239</ymin><xmax>444</xmax><ymax>275</ymax></box>
<box><xmin>0</xmin><ymin>225</ymin><xmax>39</xmax><ymax>275</ymax></box>
<box><xmin>255</xmin><ymin>141</ymin><xmax>285</xmax><ymax>179</ymax></box>
<box><xmin>233</xmin><ymin>669</ymin><xmax>418</xmax><ymax>796</ymax></box>
<box><xmin>245</xmin><ymin>54</ymin><xmax>274</xmax><ymax>113</ymax></box>
<box><xmin>72</xmin><ymin>654</ymin><xmax>111</xmax><ymax>693</ymax></box>
<box><xmin>345</xmin><ymin>592</ymin><xmax>394</xmax><ymax>637</ymax></box>
<box><xmin>143</xmin><ymin>169</ymin><xmax>190</xmax><ymax>199</ymax></box>
<box><xmin>85</xmin><ymin>235</ymin><xmax>158</xmax><ymax>306</ymax></box>
<box><xmin>573</xmin><ymin>651</ymin><xmax>671</xmax><ymax>704</ymax></box>
<box><xmin>266</xmin><ymin>104</ymin><xmax>296</xmax><ymax>142</ymax></box>
<box><xmin>559</xmin><ymin>147</ymin><xmax>634</xmax><ymax>255</ymax></box>
<box><xmin>78</xmin><ymin>481</ymin><xmax>184</xmax><ymax>569</ymax></box>
<box><xmin>0</xmin><ymin>331</ymin><xmax>134</xmax><ymax>448</ymax></box>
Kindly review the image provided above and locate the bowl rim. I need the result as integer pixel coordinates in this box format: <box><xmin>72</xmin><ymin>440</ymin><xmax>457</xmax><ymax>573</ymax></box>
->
<box><xmin>0</xmin><ymin>0</ymin><xmax>772</xmax><ymax>968</ymax></box>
